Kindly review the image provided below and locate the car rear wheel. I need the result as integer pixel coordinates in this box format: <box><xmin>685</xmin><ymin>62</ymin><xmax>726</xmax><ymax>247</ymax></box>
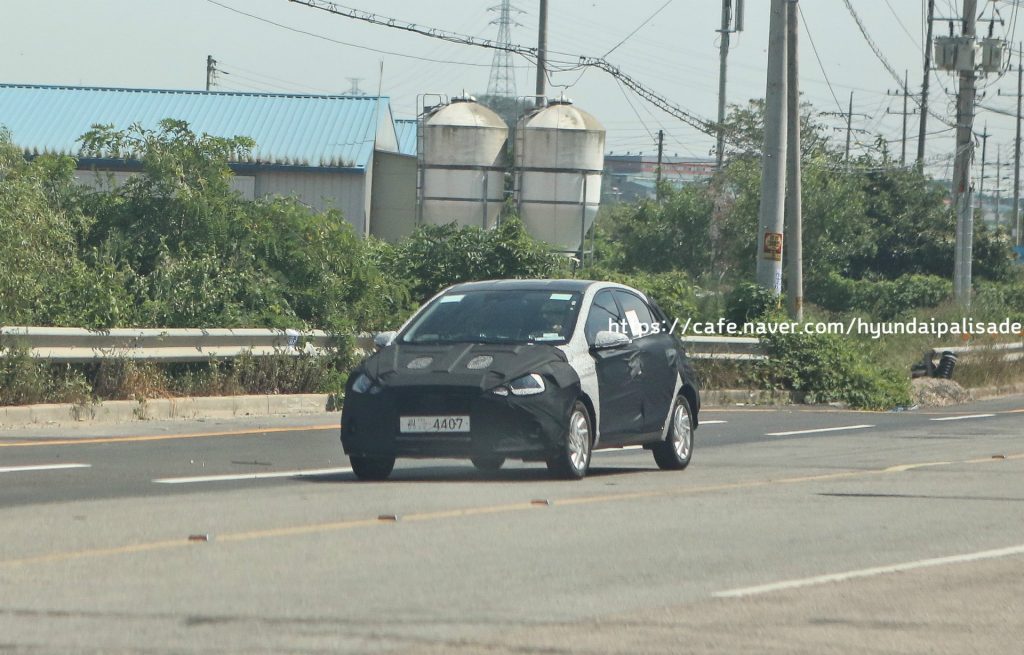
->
<box><xmin>350</xmin><ymin>455</ymin><xmax>395</xmax><ymax>481</ymax></box>
<box><xmin>471</xmin><ymin>455</ymin><xmax>506</xmax><ymax>471</ymax></box>
<box><xmin>547</xmin><ymin>401</ymin><xmax>592</xmax><ymax>480</ymax></box>
<box><xmin>652</xmin><ymin>395</ymin><xmax>694</xmax><ymax>470</ymax></box>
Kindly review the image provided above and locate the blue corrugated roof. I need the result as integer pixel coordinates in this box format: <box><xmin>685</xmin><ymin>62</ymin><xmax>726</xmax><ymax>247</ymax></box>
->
<box><xmin>394</xmin><ymin>118</ymin><xmax>417</xmax><ymax>156</ymax></box>
<box><xmin>0</xmin><ymin>83</ymin><xmax>392</xmax><ymax>169</ymax></box>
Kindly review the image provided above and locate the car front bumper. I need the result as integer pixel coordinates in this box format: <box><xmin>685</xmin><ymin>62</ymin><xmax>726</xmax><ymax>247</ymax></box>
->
<box><xmin>340</xmin><ymin>383</ymin><xmax>578</xmax><ymax>460</ymax></box>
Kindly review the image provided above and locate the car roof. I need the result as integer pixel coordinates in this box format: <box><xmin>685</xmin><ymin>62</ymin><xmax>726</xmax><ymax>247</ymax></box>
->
<box><xmin>445</xmin><ymin>279</ymin><xmax>602</xmax><ymax>294</ymax></box>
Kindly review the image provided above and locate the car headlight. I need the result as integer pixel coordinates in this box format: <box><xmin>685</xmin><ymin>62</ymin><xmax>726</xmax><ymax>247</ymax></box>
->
<box><xmin>350</xmin><ymin>373</ymin><xmax>380</xmax><ymax>394</ymax></box>
<box><xmin>492</xmin><ymin>373</ymin><xmax>546</xmax><ymax>397</ymax></box>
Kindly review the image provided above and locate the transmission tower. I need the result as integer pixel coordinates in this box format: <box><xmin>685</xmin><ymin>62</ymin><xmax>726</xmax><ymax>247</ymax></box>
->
<box><xmin>486</xmin><ymin>0</ymin><xmax>522</xmax><ymax>97</ymax></box>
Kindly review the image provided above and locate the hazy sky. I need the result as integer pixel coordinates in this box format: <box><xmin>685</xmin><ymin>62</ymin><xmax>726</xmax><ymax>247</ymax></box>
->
<box><xmin>2</xmin><ymin>1</ymin><xmax>1022</xmax><ymax>181</ymax></box>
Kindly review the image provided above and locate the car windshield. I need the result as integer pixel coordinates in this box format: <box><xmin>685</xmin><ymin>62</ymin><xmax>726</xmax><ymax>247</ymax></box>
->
<box><xmin>400</xmin><ymin>289</ymin><xmax>584</xmax><ymax>345</ymax></box>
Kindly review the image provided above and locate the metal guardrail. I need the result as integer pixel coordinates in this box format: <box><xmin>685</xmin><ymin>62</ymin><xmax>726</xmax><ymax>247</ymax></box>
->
<box><xmin>0</xmin><ymin>328</ymin><xmax>766</xmax><ymax>363</ymax></box>
<box><xmin>926</xmin><ymin>342</ymin><xmax>1024</xmax><ymax>366</ymax></box>
<box><xmin>679</xmin><ymin>336</ymin><xmax>767</xmax><ymax>361</ymax></box>
<box><xmin>0</xmin><ymin>327</ymin><xmax>336</xmax><ymax>363</ymax></box>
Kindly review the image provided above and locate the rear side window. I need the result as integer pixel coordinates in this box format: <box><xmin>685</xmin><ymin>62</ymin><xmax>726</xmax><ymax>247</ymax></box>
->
<box><xmin>585</xmin><ymin>290</ymin><xmax>622</xmax><ymax>344</ymax></box>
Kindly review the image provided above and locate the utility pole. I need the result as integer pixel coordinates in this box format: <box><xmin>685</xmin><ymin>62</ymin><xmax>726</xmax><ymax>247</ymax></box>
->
<box><xmin>206</xmin><ymin>55</ymin><xmax>216</xmax><ymax>91</ymax></box>
<box><xmin>917</xmin><ymin>0</ymin><xmax>935</xmax><ymax>167</ymax></box>
<box><xmin>952</xmin><ymin>0</ymin><xmax>978</xmax><ymax>307</ymax></box>
<box><xmin>822</xmin><ymin>94</ymin><xmax>868</xmax><ymax>167</ymax></box>
<box><xmin>785</xmin><ymin>0</ymin><xmax>802</xmax><ymax>321</ymax></box>
<box><xmin>1015</xmin><ymin>45</ymin><xmax>1023</xmax><ymax>246</ymax></box>
<box><xmin>887</xmin><ymin>71</ymin><xmax>917</xmax><ymax>166</ymax></box>
<box><xmin>716</xmin><ymin>0</ymin><xmax>735</xmax><ymax>169</ymax></box>
<box><xmin>755</xmin><ymin>0</ymin><xmax>788</xmax><ymax>295</ymax></box>
<box><xmin>656</xmin><ymin>129</ymin><xmax>665</xmax><ymax>192</ymax></box>
<box><xmin>996</xmin><ymin>147</ymin><xmax>1002</xmax><ymax>227</ymax></box>
<box><xmin>977</xmin><ymin>123</ymin><xmax>989</xmax><ymax>209</ymax></box>
<box><xmin>535</xmin><ymin>0</ymin><xmax>548</xmax><ymax>102</ymax></box>
<box><xmin>844</xmin><ymin>91</ymin><xmax>854</xmax><ymax>163</ymax></box>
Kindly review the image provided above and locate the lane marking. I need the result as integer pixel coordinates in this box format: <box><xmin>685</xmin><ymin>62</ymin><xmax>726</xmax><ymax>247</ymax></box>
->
<box><xmin>765</xmin><ymin>424</ymin><xmax>875</xmax><ymax>437</ymax></box>
<box><xmin>153</xmin><ymin>466</ymin><xmax>353</xmax><ymax>484</ymax></box>
<box><xmin>883</xmin><ymin>461</ymin><xmax>952</xmax><ymax>473</ymax></box>
<box><xmin>930</xmin><ymin>414</ymin><xmax>996</xmax><ymax>422</ymax></box>
<box><xmin>714</xmin><ymin>543</ymin><xmax>1024</xmax><ymax>598</ymax></box>
<box><xmin>4</xmin><ymin>451</ymin><xmax>1021</xmax><ymax>569</ymax></box>
<box><xmin>0</xmin><ymin>424</ymin><xmax>338</xmax><ymax>449</ymax></box>
<box><xmin>0</xmin><ymin>463</ymin><xmax>91</xmax><ymax>474</ymax></box>
<box><xmin>701</xmin><ymin>420</ymin><xmax>728</xmax><ymax>425</ymax></box>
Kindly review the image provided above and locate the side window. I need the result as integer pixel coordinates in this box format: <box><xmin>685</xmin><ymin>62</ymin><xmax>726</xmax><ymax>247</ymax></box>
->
<box><xmin>613</xmin><ymin>291</ymin><xmax>656</xmax><ymax>339</ymax></box>
<box><xmin>585</xmin><ymin>290</ymin><xmax>622</xmax><ymax>344</ymax></box>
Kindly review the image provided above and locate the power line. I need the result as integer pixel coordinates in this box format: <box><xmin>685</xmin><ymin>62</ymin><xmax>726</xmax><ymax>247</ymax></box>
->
<box><xmin>206</xmin><ymin>0</ymin><xmax>496</xmax><ymax>67</ymax></box>
<box><xmin>799</xmin><ymin>7</ymin><xmax>845</xmax><ymax>113</ymax></box>
<box><xmin>289</xmin><ymin>0</ymin><xmax>719</xmax><ymax>137</ymax></box>
<box><xmin>841</xmin><ymin>0</ymin><xmax>957</xmax><ymax>128</ymax></box>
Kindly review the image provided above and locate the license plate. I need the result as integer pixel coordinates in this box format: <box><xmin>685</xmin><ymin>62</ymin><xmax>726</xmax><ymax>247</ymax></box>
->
<box><xmin>400</xmin><ymin>415</ymin><xmax>471</xmax><ymax>433</ymax></box>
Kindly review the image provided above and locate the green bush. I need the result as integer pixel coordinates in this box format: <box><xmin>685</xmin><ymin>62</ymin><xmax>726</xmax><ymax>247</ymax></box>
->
<box><xmin>757</xmin><ymin>330</ymin><xmax>911</xmax><ymax>410</ymax></box>
<box><xmin>725</xmin><ymin>282</ymin><xmax>782</xmax><ymax>325</ymax></box>
<box><xmin>0</xmin><ymin>344</ymin><xmax>91</xmax><ymax>406</ymax></box>
<box><xmin>387</xmin><ymin>218</ymin><xmax>566</xmax><ymax>304</ymax></box>
<box><xmin>810</xmin><ymin>272</ymin><xmax>951</xmax><ymax>320</ymax></box>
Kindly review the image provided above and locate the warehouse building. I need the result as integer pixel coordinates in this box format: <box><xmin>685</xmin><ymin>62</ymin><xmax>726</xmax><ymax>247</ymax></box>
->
<box><xmin>0</xmin><ymin>83</ymin><xmax>413</xmax><ymax>237</ymax></box>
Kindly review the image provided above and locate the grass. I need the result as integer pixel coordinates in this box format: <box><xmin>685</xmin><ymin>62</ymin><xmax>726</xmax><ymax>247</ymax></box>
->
<box><xmin>0</xmin><ymin>346</ymin><xmax>352</xmax><ymax>407</ymax></box>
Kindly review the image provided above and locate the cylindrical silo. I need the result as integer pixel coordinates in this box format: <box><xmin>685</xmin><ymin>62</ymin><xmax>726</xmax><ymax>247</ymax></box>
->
<box><xmin>419</xmin><ymin>96</ymin><xmax>508</xmax><ymax>229</ymax></box>
<box><xmin>514</xmin><ymin>98</ymin><xmax>605</xmax><ymax>252</ymax></box>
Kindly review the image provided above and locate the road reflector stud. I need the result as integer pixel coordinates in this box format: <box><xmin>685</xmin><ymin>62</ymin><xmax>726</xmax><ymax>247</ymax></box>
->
<box><xmin>993</xmin><ymin>454</ymin><xmax>1006</xmax><ymax>459</ymax></box>
<box><xmin>188</xmin><ymin>534</ymin><xmax>211</xmax><ymax>542</ymax></box>
<box><xmin>530</xmin><ymin>499</ymin><xmax>551</xmax><ymax>506</ymax></box>
<box><xmin>377</xmin><ymin>514</ymin><xmax>399</xmax><ymax>522</ymax></box>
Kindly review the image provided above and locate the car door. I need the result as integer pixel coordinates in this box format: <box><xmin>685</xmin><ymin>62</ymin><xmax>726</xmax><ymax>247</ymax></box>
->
<box><xmin>585</xmin><ymin>290</ymin><xmax>645</xmax><ymax>445</ymax></box>
<box><xmin>611</xmin><ymin>290</ymin><xmax>677</xmax><ymax>438</ymax></box>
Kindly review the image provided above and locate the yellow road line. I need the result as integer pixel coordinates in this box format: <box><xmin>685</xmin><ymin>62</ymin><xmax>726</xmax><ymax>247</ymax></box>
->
<box><xmin>0</xmin><ymin>424</ymin><xmax>338</xmax><ymax>448</ymax></box>
<box><xmin>4</xmin><ymin>451</ymin><xmax>1019</xmax><ymax>569</ymax></box>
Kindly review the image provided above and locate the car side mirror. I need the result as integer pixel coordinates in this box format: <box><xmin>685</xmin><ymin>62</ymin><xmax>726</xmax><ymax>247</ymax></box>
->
<box><xmin>373</xmin><ymin>331</ymin><xmax>398</xmax><ymax>349</ymax></box>
<box><xmin>591</xmin><ymin>330</ymin><xmax>631</xmax><ymax>350</ymax></box>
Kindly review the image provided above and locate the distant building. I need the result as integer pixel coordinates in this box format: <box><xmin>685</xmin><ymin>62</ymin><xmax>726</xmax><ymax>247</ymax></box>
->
<box><xmin>603</xmin><ymin>153</ymin><xmax>715</xmax><ymax>202</ymax></box>
<box><xmin>0</xmin><ymin>83</ymin><xmax>416</xmax><ymax>238</ymax></box>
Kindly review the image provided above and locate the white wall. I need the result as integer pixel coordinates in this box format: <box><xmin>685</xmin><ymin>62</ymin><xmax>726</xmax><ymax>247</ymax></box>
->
<box><xmin>253</xmin><ymin>170</ymin><xmax>368</xmax><ymax>233</ymax></box>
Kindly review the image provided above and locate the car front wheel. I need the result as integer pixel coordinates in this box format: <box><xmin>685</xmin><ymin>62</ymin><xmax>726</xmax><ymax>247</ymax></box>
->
<box><xmin>350</xmin><ymin>455</ymin><xmax>396</xmax><ymax>481</ymax></box>
<box><xmin>652</xmin><ymin>395</ymin><xmax>694</xmax><ymax>470</ymax></box>
<box><xmin>547</xmin><ymin>401</ymin><xmax>593</xmax><ymax>480</ymax></box>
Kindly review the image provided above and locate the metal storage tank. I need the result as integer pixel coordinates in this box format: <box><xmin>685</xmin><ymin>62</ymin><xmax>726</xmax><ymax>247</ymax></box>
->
<box><xmin>419</xmin><ymin>96</ymin><xmax>508</xmax><ymax>228</ymax></box>
<box><xmin>514</xmin><ymin>98</ymin><xmax>605</xmax><ymax>253</ymax></box>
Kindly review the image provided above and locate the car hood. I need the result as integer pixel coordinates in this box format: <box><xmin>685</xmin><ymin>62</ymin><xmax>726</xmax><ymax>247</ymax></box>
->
<box><xmin>362</xmin><ymin>342</ymin><xmax>573</xmax><ymax>391</ymax></box>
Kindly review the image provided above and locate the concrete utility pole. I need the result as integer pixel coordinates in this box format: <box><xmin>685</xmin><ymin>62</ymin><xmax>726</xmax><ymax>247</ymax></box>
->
<box><xmin>952</xmin><ymin>0</ymin><xmax>978</xmax><ymax>306</ymax></box>
<box><xmin>887</xmin><ymin>71</ymin><xmax>917</xmax><ymax>166</ymax></box>
<box><xmin>206</xmin><ymin>55</ymin><xmax>216</xmax><ymax>91</ymax></box>
<box><xmin>1015</xmin><ymin>46</ymin><xmax>1023</xmax><ymax>246</ymax></box>
<box><xmin>755</xmin><ymin>0</ymin><xmax>788</xmax><ymax>295</ymax></box>
<box><xmin>785</xmin><ymin>0</ymin><xmax>802</xmax><ymax>321</ymax></box>
<box><xmin>535</xmin><ymin>0</ymin><xmax>548</xmax><ymax>101</ymax></box>
<box><xmin>917</xmin><ymin>0</ymin><xmax>935</xmax><ymax>167</ymax></box>
<box><xmin>844</xmin><ymin>91</ymin><xmax>854</xmax><ymax>163</ymax></box>
<box><xmin>996</xmin><ymin>147</ymin><xmax>1002</xmax><ymax>227</ymax></box>
<box><xmin>656</xmin><ymin>129</ymin><xmax>665</xmax><ymax>191</ymax></box>
<box><xmin>716</xmin><ymin>0</ymin><xmax>733</xmax><ymax>169</ymax></box>
<box><xmin>978</xmin><ymin>124</ymin><xmax>989</xmax><ymax>208</ymax></box>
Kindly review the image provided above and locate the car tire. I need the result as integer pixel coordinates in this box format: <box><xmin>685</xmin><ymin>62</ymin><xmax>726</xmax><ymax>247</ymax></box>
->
<box><xmin>652</xmin><ymin>394</ymin><xmax>694</xmax><ymax>470</ymax></box>
<box><xmin>471</xmin><ymin>455</ymin><xmax>506</xmax><ymax>471</ymax></box>
<box><xmin>350</xmin><ymin>455</ymin><xmax>395</xmax><ymax>481</ymax></box>
<box><xmin>546</xmin><ymin>400</ymin><xmax>593</xmax><ymax>480</ymax></box>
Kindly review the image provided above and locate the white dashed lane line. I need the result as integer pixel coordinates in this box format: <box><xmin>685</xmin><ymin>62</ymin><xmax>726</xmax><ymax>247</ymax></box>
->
<box><xmin>0</xmin><ymin>463</ymin><xmax>92</xmax><ymax>474</ymax></box>
<box><xmin>765</xmin><ymin>425</ymin><xmax>875</xmax><ymax>437</ymax></box>
<box><xmin>930</xmin><ymin>414</ymin><xmax>997</xmax><ymax>422</ymax></box>
<box><xmin>152</xmin><ymin>466</ymin><xmax>353</xmax><ymax>484</ymax></box>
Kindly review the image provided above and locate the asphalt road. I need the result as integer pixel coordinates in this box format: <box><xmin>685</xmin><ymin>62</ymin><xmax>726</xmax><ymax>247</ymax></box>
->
<box><xmin>1</xmin><ymin>397</ymin><xmax>1022</xmax><ymax>654</ymax></box>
